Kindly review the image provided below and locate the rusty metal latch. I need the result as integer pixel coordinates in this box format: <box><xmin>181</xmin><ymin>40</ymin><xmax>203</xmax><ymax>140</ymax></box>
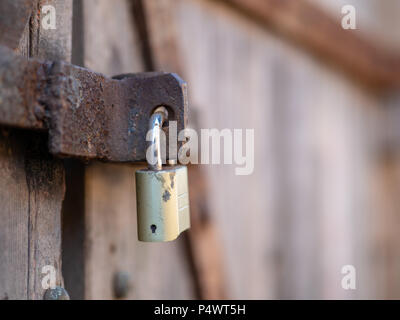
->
<box><xmin>0</xmin><ymin>45</ymin><xmax>188</xmax><ymax>162</ymax></box>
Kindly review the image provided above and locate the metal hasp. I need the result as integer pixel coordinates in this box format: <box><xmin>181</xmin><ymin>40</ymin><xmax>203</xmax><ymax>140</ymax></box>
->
<box><xmin>0</xmin><ymin>45</ymin><xmax>188</xmax><ymax>162</ymax></box>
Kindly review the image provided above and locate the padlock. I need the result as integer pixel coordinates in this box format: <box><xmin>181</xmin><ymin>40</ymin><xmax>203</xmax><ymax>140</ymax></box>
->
<box><xmin>135</xmin><ymin>107</ymin><xmax>190</xmax><ymax>242</ymax></box>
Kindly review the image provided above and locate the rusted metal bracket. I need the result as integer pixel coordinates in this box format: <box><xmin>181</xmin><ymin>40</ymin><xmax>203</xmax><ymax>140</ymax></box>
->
<box><xmin>0</xmin><ymin>45</ymin><xmax>187</xmax><ymax>162</ymax></box>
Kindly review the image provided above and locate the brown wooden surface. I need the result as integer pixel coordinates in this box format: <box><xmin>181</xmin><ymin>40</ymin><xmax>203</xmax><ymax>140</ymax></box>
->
<box><xmin>29</xmin><ymin>0</ymin><xmax>72</xmax><ymax>61</ymax></box>
<box><xmin>0</xmin><ymin>130</ymin><xmax>65</xmax><ymax>300</ymax></box>
<box><xmin>185</xmin><ymin>164</ymin><xmax>227</xmax><ymax>299</ymax></box>
<box><xmin>2</xmin><ymin>0</ymin><xmax>400</xmax><ymax>300</ymax></box>
<box><xmin>0</xmin><ymin>0</ymin><xmax>70</xmax><ymax>299</ymax></box>
<box><xmin>157</xmin><ymin>0</ymin><xmax>390</xmax><ymax>299</ymax></box>
<box><xmin>144</xmin><ymin>0</ymin><xmax>228</xmax><ymax>299</ymax></box>
<box><xmin>308</xmin><ymin>0</ymin><xmax>400</xmax><ymax>52</ymax></box>
<box><xmin>142</xmin><ymin>0</ymin><xmax>400</xmax><ymax>300</ymax></box>
<box><xmin>215</xmin><ymin>0</ymin><xmax>400</xmax><ymax>90</ymax></box>
<box><xmin>370</xmin><ymin>151</ymin><xmax>400</xmax><ymax>299</ymax></box>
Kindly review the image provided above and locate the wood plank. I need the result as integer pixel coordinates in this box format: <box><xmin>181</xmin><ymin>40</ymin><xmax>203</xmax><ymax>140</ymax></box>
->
<box><xmin>0</xmin><ymin>0</ymin><xmax>71</xmax><ymax>300</ymax></box>
<box><xmin>61</xmin><ymin>160</ymin><xmax>85</xmax><ymax>299</ymax></box>
<box><xmin>84</xmin><ymin>163</ymin><xmax>194</xmax><ymax>299</ymax></box>
<box><xmin>369</xmin><ymin>151</ymin><xmax>400</xmax><ymax>299</ymax></box>
<box><xmin>27</xmin><ymin>0</ymin><xmax>71</xmax><ymax>300</ymax></box>
<box><xmin>144</xmin><ymin>0</ymin><xmax>400</xmax><ymax>299</ymax></box>
<box><xmin>29</xmin><ymin>0</ymin><xmax>72</xmax><ymax>61</ymax></box>
<box><xmin>80</xmin><ymin>0</ymin><xmax>143</xmax><ymax>76</ymax></box>
<box><xmin>215</xmin><ymin>0</ymin><xmax>400</xmax><ymax>89</ymax></box>
<box><xmin>0</xmin><ymin>129</ymin><xmax>30</xmax><ymax>300</ymax></box>
<box><xmin>0</xmin><ymin>130</ymin><xmax>66</xmax><ymax>300</ymax></box>
<box><xmin>143</xmin><ymin>0</ymin><xmax>228</xmax><ymax>299</ymax></box>
<box><xmin>0</xmin><ymin>0</ymin><xmax>33</xmax><ymax>51</ymax></box>
<box><xmin>185</xmin><ymin>164</ymin><xmax>227</xmax><ymax>299</ymax></box>
<box><xmin>308</xmin><ymin>0</ymin><xmax>400</xmax><ymax>52</ymax></box>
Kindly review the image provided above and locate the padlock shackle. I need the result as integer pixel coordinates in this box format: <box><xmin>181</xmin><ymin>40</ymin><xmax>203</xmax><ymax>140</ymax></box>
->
<box><xmin>147</xmin><ymin>106</ymin><xmax>168</xmax><ymax>170</ymax></box>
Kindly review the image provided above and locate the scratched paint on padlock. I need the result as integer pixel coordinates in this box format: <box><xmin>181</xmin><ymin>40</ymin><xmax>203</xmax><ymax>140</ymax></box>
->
<box><xmin>150</xmin><ymin>170</ymin><xmax>173</xmax><ymax>202</ymax></box>
<box><xmin>135</xmin><ymin>165</ymin><xmax>190</xmax><ymax>242</ymax></box>
<box><xmin>162</xmin><ymin>171</ymin><xmax>177</xmax><ymax>202</ymax></box>
<box><xmin>162</xmin><ymin>189</ymin><xmax>171</xmax><ymax>202</ymax></box>
<box><xmin>169</xmin><ymin>172</ymin><xmax>176</xmax><ymax>189</ymax></box>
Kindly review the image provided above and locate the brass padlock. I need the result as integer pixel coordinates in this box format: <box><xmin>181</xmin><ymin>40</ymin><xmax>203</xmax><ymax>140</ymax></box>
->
<box><xmin>135</xmin><ymin>107</ymin><xmax>190</xmax><ymax>242</ymax></box>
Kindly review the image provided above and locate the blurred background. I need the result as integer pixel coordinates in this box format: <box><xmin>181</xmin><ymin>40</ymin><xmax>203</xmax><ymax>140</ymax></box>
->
<box><xmin>62</xmin><ymin>0</ymin><xmax>400</xmax><ymax>299</ymax></box>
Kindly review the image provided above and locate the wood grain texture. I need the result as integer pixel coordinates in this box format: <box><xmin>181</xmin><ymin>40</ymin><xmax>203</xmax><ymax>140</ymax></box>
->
<box><xmin>29</xmin><ymin>0</ymin><xmax>73</xmax><ymax>61</ymax></box>
<box><xmin>0</xmin><ymin>0</ymin><xmax>70</xmax><ymax>300</ymax></box>
<box><xmin>186</xmin><ymin>165</ymin><xmax>227</xmax><ymax>299</ymax></box>
<box><xmin>24</xmin><ymin>133</ymin><xmax>65</xmax><ymax>299</ymax></box>
<box><xmin>308</xmin><ymin>0</ymin><xmax>400</xmax><ymax>51</ymax></box>
<box><xmin>80</xmin><ymin>0</ymin><xmax>143</xmax><ymax>76</ymax></box>
<box><xmin>369</xmin><ymin>151</ymin><xmax>400</xmax><ymax>299</ymax></box>
<box><xmin>0</xmin><ymin>130</ymin><xmax>65</xmax><ymax>300</ymax></box>
<box><xmin>0</xmin><ymin>129</ymin><xmax>30</xmax><ymax>300</ymax></box>
<box><xmin>84</xmin><ymin>163</ymin><xmax>194</xmax><ymax>299</ymax></box>
<box><xmin>215</xmin><ymin>0</ymin><xmax>400</xmax><ymax>90</ymax></box>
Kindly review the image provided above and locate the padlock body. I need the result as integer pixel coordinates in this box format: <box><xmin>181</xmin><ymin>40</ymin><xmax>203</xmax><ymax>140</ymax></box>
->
<box><xmin>135</xmin><ymin>165</ymin><xmax>190</xmax><ymax>242</ymax></box>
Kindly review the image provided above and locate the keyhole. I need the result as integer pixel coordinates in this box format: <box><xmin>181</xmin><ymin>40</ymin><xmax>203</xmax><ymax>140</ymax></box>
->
<box><xmin>150</xmin><ymin>224</ymin><xmax>157</xmax><ymax>234</ymax></box>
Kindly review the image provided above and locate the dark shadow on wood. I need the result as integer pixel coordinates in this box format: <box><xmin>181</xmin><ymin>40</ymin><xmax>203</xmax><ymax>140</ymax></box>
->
<box><xmin>130</xmin><ymin>0</ymin><xmax>155</xmax><ymax>71</ymax></box>
<box><xmin>61</xmin><ymin>159</ymin><xmax>85</xmax><ymax>300</ymax></box>
<box><xmin>72</xmin><ymin>0</ymin><xmax>84</xmax><ymax>67</ymax></box>
<box><xmin>61</xmin><ymin>0</ymin><xmax>86</xmax><ymax>300</ymax></box>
